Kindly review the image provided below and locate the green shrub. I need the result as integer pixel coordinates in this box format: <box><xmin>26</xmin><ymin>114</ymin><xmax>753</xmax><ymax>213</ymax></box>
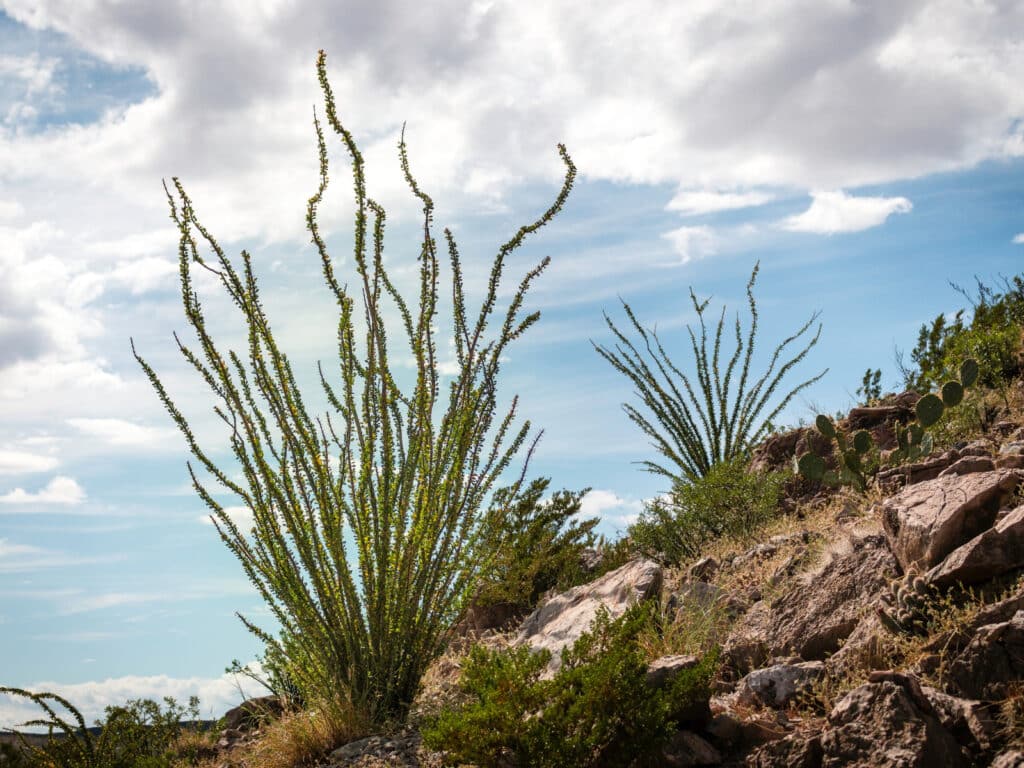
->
<box><xmin>422</xmin><ymin>606</ymin><xmax>717</xmax><ymax>768</ymax></box>
<box><xmin>474</xmin><ymin>479</ymin><xmax>599</xmax><ymax>617</ymax></box>
<box><xmin>133</xmin><ymin>50</ymin><xmax>576</xmax><ymax>724</ymax></box>
<box><xmin>899</xmin><ymin>274</ymin><xmax>1024</xmax><ymax>393</ymax></box>
<box><xmin>594</xmin><ymin>262</ymin><xmax>825</xmax><ymax>485</ymax></box>
<box><xmin>629</xmin><ymin>457</ymin><xmax>785</xmax><ymax>565</ymax></box>
<box><xmin>0</xmin><ymin>688</ymin><xmax>202</xmax><ymax>768</ymax></box>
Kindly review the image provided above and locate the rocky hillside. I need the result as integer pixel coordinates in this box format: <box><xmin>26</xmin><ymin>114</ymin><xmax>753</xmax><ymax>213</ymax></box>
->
<box><xmin>177</xmin><ymin>388</ymin><xmax>1024</xmax><ymax>768</ymax></box>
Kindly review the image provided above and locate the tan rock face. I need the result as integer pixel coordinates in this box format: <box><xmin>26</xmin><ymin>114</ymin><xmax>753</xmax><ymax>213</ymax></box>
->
<box><xmin>880</xmin><ymin>470</ymin><xmax>1022</xmax><ymax>571</ymax></box>
<box><xmin>515</xmin><ymin>558</ymin><xmax>662</xmax><ymax>674</ymax></box>
<box><xmin>947</xmin><ymin>610</ymin><xmax>1024</xmax><ymax>701</ymax></box>
<box><xmin>724</xmin><ymin>535</ymin><xmax>896</xmax><ymax>671</ymax></box>
<box><xmin>821</xmin><ymin>680</ymin><xmax>967</xmax><ymax>767</ymax></box>
<box><xmin>926</xmin><ymin>504</ymin><xmax>1024</xmax><ymax>588</ymax></box>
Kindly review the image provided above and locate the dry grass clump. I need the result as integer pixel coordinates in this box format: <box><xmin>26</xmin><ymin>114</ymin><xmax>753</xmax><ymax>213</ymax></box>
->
<box><xmin>186</xmin><ymin>698</ymin><xmax>370</xmax><ymax>768</ymax></box>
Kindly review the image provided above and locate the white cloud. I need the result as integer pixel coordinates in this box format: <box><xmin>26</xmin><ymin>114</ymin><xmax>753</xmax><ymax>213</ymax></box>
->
<box><xmin>780</xmin><ymin>190</ymin><xmax>913</xmax><ymax>234</ymax></box>
<box><xmin>198</xmin><ymin>505</ymin><xmax>255</xmax><ymax>531</ymax></box>
<box><xmin>1013</xmin><ymin>233</ymin><xmax>1024</xmax><ymax>244</ymax></box>
<box><xmin>661</xmin><ymin>225</ymin><xmax>718</xmax><ymax>263</ymax></box>
<box><xmin>666</xmin><ymin>189</ymin><xmax>775</xmax><ymax>215</ymax></box>
<box><xmin>0</xmin><ymin>476</ymin><xmax>85</xmax><ymax>505</ymax></box>
<box><xmin>0</xmin><ymin>449</ymin><xmax>59</xmax><ymax>475</ymax></box>
<box><xmin>0</xmin><ymin>668</ymin><xmax>267</xmax><ymax>732</ymax></box>
<box><xmin>0</xmin><ymin>539</ymin><xmax>121</xmax><ymax>573</ymax></box>
<box><xmin>67</xmin><ymin>418</ymin><xmax>176</xmax><ymax>448</ymax></box>
<box><xmin>579</xmin><ymin>489</ymin><xmax>644</xmax><ymax>526</ymax></box>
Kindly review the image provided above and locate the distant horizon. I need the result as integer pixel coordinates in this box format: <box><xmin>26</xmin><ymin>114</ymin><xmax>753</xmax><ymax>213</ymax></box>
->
<box><xmin>2</xmin><ymin>0</ymin><xmax>1024</xmax><ymax>730</ymax></box>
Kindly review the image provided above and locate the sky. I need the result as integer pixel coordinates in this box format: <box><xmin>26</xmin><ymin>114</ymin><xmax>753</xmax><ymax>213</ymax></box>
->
<box><xmin>1</xmin><ymin>0</ymin><xmax>1024</xmax><ymax>729</ymax></box>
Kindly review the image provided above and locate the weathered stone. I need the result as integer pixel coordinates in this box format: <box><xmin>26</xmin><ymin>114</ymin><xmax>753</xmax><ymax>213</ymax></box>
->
<box><xmin>921</xmin><ymin>685</ymin><xmax>998</xmax><ymax>756</ymax></box>
<box><xmin>221</xmin><ymin>695</ymin><xmax>282</xmax><ymax>732</ymax></box>
<box><xmin>926</xmin><ymin>504</ymin><xmax>1024</xmax><ymax>588</ymax></box>
<box><xmin>660</xmin><ymin>730</ymin><xmax>722</xmax><ymax>767</ymax></box>
<box><xmin>998</xmin><ymin>454</ymin><xmax>1024</xmax><ymax>470</ymax></box>
<box><xmin>959</xmin><ymin>440</ymin><xmax>994</xmax><ymax>457</ymax></box>
<box><xmin>746</xmin><ymin>735</ymin><xmax>822</xmax><ymax>767</ymax></box>
<box><xmin>458</xmin><ymin>599</ymin><xmax>523</xmax><ymax>634</ymax></box>
<box><xmin>646</xmin><ymin>654</ymin><xmax>700</xmax><ymax>690</ymax></box>
<box><xmin>947</xmin><ymin>610</ymin><xmax>1024</xmax><ymax>701</ymax></box>
<box><xmin>705</xmin><ymin>706</ymin><xmax>788</xmax><ymax>751</ymax></box>
<box><xmin>877</xmin><ymin>450</ymin><xmax>961</xmax><ymax>489</ymax></box>
<box><xmin>688</xmin><ymin>556</ymin><xmax>719</xmax><ymax>581</ymax></box>
<box><xmin>1001</xmin><ymin>441</ymin><xmax>1024</xmax><ymax>456</ymax></box>
<box><xmin>735</xmin><ymin>661</ymin><xmax>825</xmax><ymax>708</ymax></box>
<box><xmin>516</xmin><ymin>558</ymin><xmax>662</xmax><ymax>673</ymax></box>
<box><xmin>724</xmin><ymin>535</ymin><xmax>896</xmax><ymax>671</ymax></box>
<box><xmin>992</xmin><ymin>750</ymin><xmax>1024</xmax><ymax>768</ymax></box>
<box><xmin>821</xmin><ymin>679</ymin><xmax>967</xmax><ymax>767</ymax></box>
<box><xmin>880</xmin><ymin>470</ymin><xmax>1022</xmax><ymax>571</ymax></box>
<box><xmin>938</xmin><ymin>456</ymin><xmax>996</xmax><ymax>477</ymax></box>
<box><xmin>922</xmin><ymin>580</ymin><xmax>1024</xmax><ymax>654</ymax></box>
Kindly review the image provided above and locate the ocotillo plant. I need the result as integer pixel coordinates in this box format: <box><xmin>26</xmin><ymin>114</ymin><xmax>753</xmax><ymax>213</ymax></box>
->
<box><xmin>133</xmin><ymin>50</ymin><xmax>576</xmax><ymax>724</ymax></box>
<box><xmin>595</xmin><ymin>263</ymin><xmax>826</xmax><ymax>485</ymax></box>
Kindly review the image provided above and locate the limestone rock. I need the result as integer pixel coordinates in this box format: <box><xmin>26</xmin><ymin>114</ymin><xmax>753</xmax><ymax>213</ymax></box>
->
<box><xmin>735</xmin><ymin>661</ymin><xmax>824</xmax><ymax>708</ymax></box>
<box><xmin>947</xmin><ymin>610</ymin><xmax>1024</xmax><ymax>701</ymax></box>
<box><xmin>724</xmin><ymin>535</ymin><xmax>896</xmax><ymax>671</ymax></box>
<box><xmin>926</xmin><ymin>504</ymin><xmax>1024</xmax><ymax>588</ymax></box>
<box><xmin>660</xmin><ymin>730</ymin><xmax>722</xmax><ymax>767</ymax></box>
<box><xmin>992</xmin><ymin>751</ymin><xmax>1024</xmax><ymax>768</ymax></box>
<box><xmin>821</xmin><ymin>679</ymin><xmax>967</xmax><ymax>767</ymax></box>
<box><xmin>938</xmin><ymin>456</ymin><xmax>996</xmax><ymax>477</ymax></box>
<box><xmin>880</xmin><ymin>470</ymin><xmax>1021</xmax><ymax>571</ymax></box>
<box><xmin>646</xmin><ymin>654</ymin><xmax>700</xmax><ymax>690</ymax></box>
<box><xmin>920</xmin><ymin>685</ymin><xmax>998</xmax><ymax>756</ymax></box>
<box><xmin>746</xmin><ymin>735</ymin><xmax>822</xmax><ymax>767</ymax></box>
<box><xmin>877</xmin><ymin>450</ymin><xmax>961</xmax><ymax>489</ymax></box>
<box><xmin>515</xmin><ymin>558</ymin><xmax>662</xmax><ymax>673</ymax></box>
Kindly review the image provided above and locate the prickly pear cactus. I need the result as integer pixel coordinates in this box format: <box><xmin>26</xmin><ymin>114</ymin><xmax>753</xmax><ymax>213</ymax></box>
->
<box><xmin>795</xmin><ymin>416</ymin><xmax>875</xmax><ymax>491</ymax></box>
<box><xmin>889</xmin><ymin>357</ymin><xmax>978</xmax><ymax>465</ymax></box>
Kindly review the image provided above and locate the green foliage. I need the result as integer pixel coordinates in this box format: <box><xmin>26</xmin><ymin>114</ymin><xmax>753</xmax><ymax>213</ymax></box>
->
<box><xmin>898</xmin><ymin>274</ymin><xmax>1024</xmax><ymax>393</ymax></box>
<box><xmin>594</xmin><ymin>262</ymin><xmax>826</xmax><ymax>485</ymax></box>
<box><xmin>422</xmin><ymin>606</ymin><xmax>717</xmax><ymax>768</ymax></box>
<box><xmin>0</xmin><ymin>688</ymin><xmax>201</xmax><ymax>768</ymax></box>
<box><xmin>857</xmin><ymin>368</ymin><xmax>882</xmax><ymax>406</ymax></box>
<box><xmin>132</xmin><ymin>51</ymin><xmax>576</xmax><ymax>724</ymax></box>
<box><xmin>475</xmin><ymin>479</ymin><xmax>599</xmax><ymax>615</ymax></box>
<box><xmin>628</xmin><ymin>457</ymin><xmax>786</xmax><ymax>565</ymax></box>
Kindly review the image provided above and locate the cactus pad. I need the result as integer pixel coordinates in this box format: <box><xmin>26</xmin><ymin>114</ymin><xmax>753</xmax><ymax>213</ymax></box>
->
<box><xmin>960</xmin><ymin>358</ymin><xmax>979</xmax><ymax>388</ymax></box>
<box><xmin>915</xmin><ymin>394</ymin><xmax>944</xmax><ymax>428</ymax></box>
<box><xmin>853</xmin><ymin>429</ymin><xmax>872</xmax><ymax>453</ymax></box>
<box><xmin>941</xmin><ymin>380</ymin><xmax>964</xmax><ymax>407</ymax></box>
<box><xmin>797</xmin><ymin>452</ymin><xmax>825</xmax><ymax>481</ymax></box>
<box><xmin>815</xmin><ymin>414</ymin><xmax>836</xmax><ymax>439</ymax></box>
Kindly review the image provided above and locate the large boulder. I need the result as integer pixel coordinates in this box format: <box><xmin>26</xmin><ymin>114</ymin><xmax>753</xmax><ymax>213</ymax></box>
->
<box><xmin>515</xmin><ymin>558</ymin><xmax>662</xmax><ymax>673</ymax></box>
<box><xmin>926</xmin><ymin>504</ymin><xmax>1024</xmax><ymax>588</ymax></box>
<box><xmin>947</xmin><ymin>610</ymin><xmax>1024</xmax><ymax>701</ymax></box>
<box><xmin>881</xmin><ymin>470</ymin><xmax>1022</xmax><ymax>571</ymax></box>
<box><xmin>724</xmin><ymin>535</ymin><xmax>897</xmax><ymax>670</ymax></box>
<box><xmin>820</xmin><ymin>678</ymin><xmax>967</xmax><ymax>767</ymax></box>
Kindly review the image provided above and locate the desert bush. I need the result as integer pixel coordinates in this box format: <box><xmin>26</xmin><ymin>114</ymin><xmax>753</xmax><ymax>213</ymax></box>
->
<box><xmin>473</xmin><ymin>478</ymin><xmax>599</xmax><ymax>617</ymax></box>
<box><xmin>422</xmin><ymin>605</ymin><xmax>717</xmax><ymax>768</ymax></box>
<box><xmin>594</xmin><ymin>262</ymin><xmax>825</xmax><ymax>485</ymax></box>
<box><xmin>629</xmin><ymin>457</ymin><xmax>786</xmax><ymax>565</ymax></box>
<box><xmin>133</xmin><ymin>50</ymin><xmax>575</xmax><ymax>725</ymax></box>
<box><xmin>0</xmin><ymin>688</ymin><xmax>202</xmax><ymax>768</ymax></box>
<box><xmin>899</xmin><ymin>274</ymin><xmax>1024</xmax><ymax>393</ymax></box>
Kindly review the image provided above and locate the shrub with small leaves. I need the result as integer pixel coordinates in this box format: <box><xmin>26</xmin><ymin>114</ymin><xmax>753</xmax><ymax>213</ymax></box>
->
<box><xmin>422</xmin><ymin>605</ymin><xmax>717</xmax><ymax>768</ymax></box>
<box><xmin>473</xmin><ymin>478</ymin><xmax>599</xmax><ymax>618</ymax></box>
<box><xmin>0</xmin><ymin>688</ymin><xmax>202</xmax><ymax>768</ymax></box>
<box><xmin>629</xmin><ymin>457</ymin><xmax>786</xmax><ymax>565</ymax></box>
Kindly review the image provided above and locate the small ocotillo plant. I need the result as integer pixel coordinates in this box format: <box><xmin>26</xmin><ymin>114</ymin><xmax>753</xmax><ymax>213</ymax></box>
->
<box><xmin>594</xmin><ymin>263</ymin><xmax>826</xmax><ymax>484</ymax></box>
<box><xmin>133</xmin><ymin>50</ymin><xmax>576</xmax><ymax>724</ymax></box>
